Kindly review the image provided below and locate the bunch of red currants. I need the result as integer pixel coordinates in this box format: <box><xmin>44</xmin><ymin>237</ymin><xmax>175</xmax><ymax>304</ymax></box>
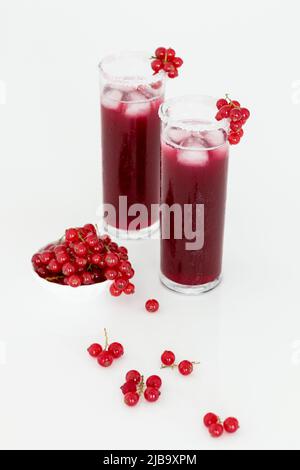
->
<box><xmin>215</xmin><ymin>95</ymin><xmax>250</xmax><ymax>145</ymax></box>
<box><xmin>151</xmin><ymin>47</ymin><xmax>183</xmax><ymax>78</ymax></box>
<box><xmin>121</xmin><ymin>370</ymin><xmax>162</xmax><ymax>406</ymax></box>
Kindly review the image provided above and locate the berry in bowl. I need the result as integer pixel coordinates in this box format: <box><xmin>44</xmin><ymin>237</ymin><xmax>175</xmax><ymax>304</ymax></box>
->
<box><xmin>31</xmin><ymin>224</ymin><xmax>135</xmax><ymax>301</ymax></box>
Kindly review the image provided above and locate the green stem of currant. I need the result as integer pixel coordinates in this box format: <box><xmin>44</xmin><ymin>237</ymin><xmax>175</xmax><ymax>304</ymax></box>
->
<box><xmin>104</xmin><ymin>328</ymin><xmax>109</xmax><ymax>351</ymax></box>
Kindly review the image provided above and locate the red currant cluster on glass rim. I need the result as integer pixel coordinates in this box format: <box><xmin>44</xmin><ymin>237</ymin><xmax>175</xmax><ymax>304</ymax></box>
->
<box><xmin>31</xmin><ymin>224</ymin><xmax>135</xmax><ymax>295</ymax></box>
<box><xmin>87</xmin><ymin>329</ymin><xmax>124</xmax><ymax>367</ymax></box>
<box><xmin>121</xmin><ymin>370</ymin><xmax>162</xmax><ymax>406</ymax></box>
<box><xmin>161</xmin><ymin>350</ymin><xmax>200</xmax><ymax>376</ymax></box>
<box><xmin>151</xmin><ymin>47</ymin><xmax>183</xmax><ymax>78</ymax></box>
<box><xmin>215</xmin><ymin>95</ymin><xmax>250</xmax><ymax>145</ymax></box>
<box><xmin>203</xmin><ymin>413</ymin><xmax>239</xmax><ymax>438</ymax></box>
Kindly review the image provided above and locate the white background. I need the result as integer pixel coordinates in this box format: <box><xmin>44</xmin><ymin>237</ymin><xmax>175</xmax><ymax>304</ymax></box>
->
<box><xmin>0</xmin><ymin>0</ymin><xmax>300</xmax><ymax>451</ymax></box>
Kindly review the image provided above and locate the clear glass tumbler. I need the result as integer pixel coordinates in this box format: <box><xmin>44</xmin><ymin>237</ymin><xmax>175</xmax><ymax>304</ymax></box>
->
<box><xmin>99</xmin><ymin>52</ymin><xmax>165</xmax><ymax>239</ymax></box>
<box><xmin>159</xmin><ymin>96</ymin><xmax>230</xmax><ymax>294</ymax></box>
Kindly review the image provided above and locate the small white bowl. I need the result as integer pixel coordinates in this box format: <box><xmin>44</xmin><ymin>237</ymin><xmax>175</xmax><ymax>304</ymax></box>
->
<box><xmin>32</xmin><ymin>267</ymin><xmax>109</xmax><ymax>302</ymax></box>
<box><xmin>32</xmin><ymin>240</ymin><xmax>110</xmax><ymax>302</ymax></box>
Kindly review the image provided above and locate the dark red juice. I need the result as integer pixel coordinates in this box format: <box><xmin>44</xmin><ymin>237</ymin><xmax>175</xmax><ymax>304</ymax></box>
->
<box><xmin>160</xmin><ymin>128</ymin><xmax>229</xmax><ymax>288</ymax></box>
<box><xmin>101</xmin><ymin>87</ymin><xmax>163</xmax><ymax>231</ymax></box>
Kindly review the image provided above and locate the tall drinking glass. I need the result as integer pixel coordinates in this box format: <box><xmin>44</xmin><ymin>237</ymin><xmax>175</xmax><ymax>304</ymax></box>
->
<box><xmin>99</xmin><ymin>52</ymin><xmax>165</xmax><ymax>239</ymax></box>
<box><xmin>159</xmin><ymin>96</ymin><xmax>229</xmax><ymax>294</ymax></box>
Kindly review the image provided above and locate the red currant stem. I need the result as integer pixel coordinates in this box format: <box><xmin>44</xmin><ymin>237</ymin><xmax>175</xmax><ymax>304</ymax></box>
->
<box><xmin>136</xmin><ymin>376</ymin><xmax>145</xmax><ymax>396</ymax></box>
<box><xmin>104</xmin><ymin>328</ymin><xmax>109</xmax><ymax>350</ymax></box>
<box><xmin>192</xmin><ymin>361</ymin><xmax>201</xmax><ymax>365</ymax></box>
<box><xmin>46</xmin><ymin>275</ymin><xmax>64</xmax><ymax>282</ymax></box>
<box><xmin>225</xmin><ymin>94</ymin><xmax>240</xmax><ymax>109</ymax></box>
<box><xmin>78</xmin><ymin>232</ymin><xmax>85</xmax><ymax>243</ymax></box>
<box><xmin>95</xmin><ymin>224</ymin><xmax>99</xmax><ymax>236</ymax></box>
<box><xmin>160</xmin><ymin>363</ymin><xmax>178</xmax><ymax>369</ymax></box>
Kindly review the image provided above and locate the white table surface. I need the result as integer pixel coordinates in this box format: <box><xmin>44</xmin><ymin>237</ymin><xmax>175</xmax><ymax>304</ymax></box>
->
<box><xmin>0</xmin><ymin>0</ymin><xmax>300</xmax><ymax>450</ymax></box>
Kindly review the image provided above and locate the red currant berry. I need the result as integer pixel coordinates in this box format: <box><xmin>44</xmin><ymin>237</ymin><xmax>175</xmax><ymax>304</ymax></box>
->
<box><xmin>119</xmin><ymin>261</ymin><xmax>132</xmax><ymax>275</ymax></box>
<box><xmin>65</xmin><ymin>228</ymin><xmax>78</xmax><ymax>243</ymax></box>
<box><xmin>240</xmin><ymin>107</ymin><xmax>250</xmax><ymax>120</ymax></box>
<box><xmin>219</xmin><ymin>105</ymin><xmax>232</xmax><ymax>118</ymax></box>
<box><xmin>146</xmin><ymin>375</ymin><xmax>162</xmax><ymax>389</ymax></box>
<box><xmin>118</xmin><ymin>246</ymin><xmax>128</xmax><ymax>255</ymax></box>
<box><xmin>36</xmin><ymin>266</ymin><xmax>48</xmax><ymax>278</ymax></box>
<box><xmin>92</xmin><ymin>269</ymin><xmax>106</xmax><ymax>284</ymax></box>
<box><xmin>83</xmin><ymin>224</ymin><xmax>96</xmax><ymax>233</ymax></box>
<box><xmin>54</xmin><ymin>244</ymin><xmax>66</xmax><ymax>255</ymax></box>
<box><xmin>223</xmin><ymin>417</ymin><xmax>239</xmax><ymax>433</ymax></box>
<box><xmin>230</xmin><ymin>120</ymin><xmax>242</xmax><ymax>132</ymax></box>
<box><xmin>124</xmin><ymin>268</ymin><xmax>135</xmax><ymax>279</ymax></box>
<box><xmin>121</xmin><ymin>381</ymin><xmax>137</xmax><ymax>395</ymax></box>
<box><xmin>155</xmin><ymin>47</ymin><xmax>166</xmax><ymax>60</ymax></box>
<box><xmin>166</xmin><ymin>48</ymin><xmax>176</xmax><ymax>61</ymax></box>
<box><xmin>124</xmin><ymin>282</ymin><xmax>135</xmax><ymax>295</ymax></box>
<box><xmin>68</xmin><ymin>274</ymin><xmax>82</xmax><ymax>288</ymax></box>
<box><xmin>203</xmin><ymin>413</ymin><xmax>219</xmax><ymax>428</ymax></box>
<box><xmin>228</xmin><ymin>132</ymin><xmax>241</xmax><ymax>145</ymax></box>
<box><xmin>144</xmin><ymin>387</ymin><xmax>160</xmax><ymax>403</ymax></box>
<box><xmin>39</xmin><ymin>251</ymin><xmax>53</xmax><ymax>265</ymax></box>
<box><xmin>108</xmin><ymin>342</ymin><xmax>124</xmax><ymax>359</ymax></box>
<box><xmin>151</xmin><ymin>59</ymin><xmax>163</xmax><ymax>73</ymax></box>
<box><xmin>100</xmin><ymin>234</ymin><xmax>111</xmax><ymax>245</ymax></box>
<box><xmin>85</xmin><ymin>233</ymin><xmax>99</xmax><ymax>248</ymax></box>
<box><xmin>31</xmin><ymin>254</ymin><xmax>42</xmax><ymax>268</ymax></box>
<box><xmin>172</xmin><ymin>57</ymin><xmax>183</xmax><ymax>68</ymax></box>
<box><xmin>231</xmin><ymin>100</ymin><xmax>240</xmax><ymax>107</ymax></box>
<box><xmin>105</xmin><ymin>252</ymin><xmax>119</xmax><ymax>268</ymax></box>
<box><xmin>47</xmin><ymin>258</ymin><xmax>61</xmax><ymax>273</ymax></box>
<box><xmin>163</xmin><ymin>62</ymin><xmax>175</xmax><ymax>73</ymax></box>
<box><xmin>109</xmin><ymin>283</ymin><xmax>122</xmax><ymax>297</ymax></box>
<box><xmin>215</xmin><ymin>111</ymin><xmax>224</xmax><ymax>121</ymax></box>
<box><xmin>73</xmin><ymin>242</ymin><xmax>87</xmax><ymax>257</ymax></box>
<box><xmin>91</xmin><ymin>253</ymin><xmax>102</xmax><ymax>265</ymax></box>
<box><xmin>145</xmin><ymin>299</ymin><xmax>159</xmax><ymax>313</ymax></box>
<box><xmin>161</xmin><ymin>350</ymin><xmax>175</xmax><ymax>366</ymax></box>
<box><xmin>124</xmin><ymin>392</ymin><xmax>139</xmax><ymax>407</ymax></box>
<box><xmin>209</xmin><ymin>423</ymin><xmax>224</xmax><ymax>438</ymax></box>
<box><xmin>97</xmin><ymin>351</ymin><xmax>114</xmax><ymax>367</ymax></box>
<box><xmin>229</xmin><ymin>108</ymin><xmax>242</xmax><ymax>122</ymax></box>
<box><xmin>108</xmin><ymin>242</ymin><xmax>119</xmax><ymax>252</ymax></box>
<box><xmin>216</xmin><ymin>98</ymin><xmax>228</xmax><ymax>110</ymax></box>
<box><xmin>105</xmin><ymin>269</ymin><xmax>118</xmax><ymax>280</ymax></box>
<box><xmin>55</xmin><ymin>250</ymin><xmax>69</xmax><ymax>265</ymax></box>
<box><xmin>75</xmin><ymin>257</ymin><xmax>88</xmax><ymax>268</ymax></box>
<box><xmin>92</xmin><ymin>241</ymin><xmax>105</xmax><ymax>253</ymax></box>
<box><xmin>125</xmin><ymin>370</ymin><xmax>141</xmax><ymax>384</ymax></box>
<box><xmin>168</xmin><ymin>68</ymin><xmax>179</xmax><ymax>79</ymax></box>
<box><xmin>82</xmin><ymin>271</ymin><xmax>93</xmax><ymax>285</ymax></box>
<box><xmin>114</xmin><ymin>277</ymin><xmax>128</xmax><ymax>291</ymax></box>
<box><xmin>62</xmin><ymin>262</ymin><xmax>76</xmax><ymax>277</ymax></box>
<box><xmin>236</xmin><ymin>128</ymin><xmax>244</xmax><ymax>138</ymax></box>
<box><xmin>178</xmin><ymin>360</ymin><xmax>193</xmax><ymax>376</ymax></box>
<box><xmin>87</xmin><ymin>343</ymin><xmax>102</xmax><ymax>357</ymax></box>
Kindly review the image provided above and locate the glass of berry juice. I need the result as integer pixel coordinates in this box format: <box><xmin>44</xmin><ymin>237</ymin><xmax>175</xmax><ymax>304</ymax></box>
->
<box><xmin>99</xmin><ymin>52</ymin><xmax>165</xmax><ymax>239</ymax></box>
<box><xmin>159</xmin><ymin>96</ymin><xmax>229</xmax><ymax>294</ymax></box>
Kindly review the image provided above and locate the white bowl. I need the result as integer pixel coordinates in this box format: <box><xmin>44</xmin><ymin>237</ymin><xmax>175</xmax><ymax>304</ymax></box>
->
<box><xmin>32</xmin><ymin>267</ymin><xmax>109</xmax><ymax>302</ymax></box>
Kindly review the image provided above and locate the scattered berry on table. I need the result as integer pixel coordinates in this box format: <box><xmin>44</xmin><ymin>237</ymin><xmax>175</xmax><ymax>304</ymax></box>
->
<box><xmin>145</xmin><ymin>299</ymin><xmax>159</xmax><ymax>313</ymax></box>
